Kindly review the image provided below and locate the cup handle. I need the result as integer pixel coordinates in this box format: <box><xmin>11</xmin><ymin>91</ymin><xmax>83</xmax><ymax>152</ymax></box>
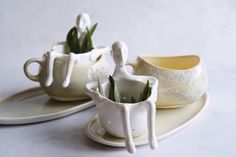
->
<box><xmin>23</xmin><ymin>58</ymin><xmax>42</xmax><ymax>82</ymax></box>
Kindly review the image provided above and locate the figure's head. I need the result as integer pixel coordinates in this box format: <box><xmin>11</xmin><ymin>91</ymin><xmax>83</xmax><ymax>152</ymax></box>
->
<box><xmin>112</xmin><ymin>41</ymin><xmax>128</xmax><ymax>66</ymax></box>
<box><xmin>76</xmin><ymin>13</ymin><xmax>91</xmax><ymax>33</ymax></box>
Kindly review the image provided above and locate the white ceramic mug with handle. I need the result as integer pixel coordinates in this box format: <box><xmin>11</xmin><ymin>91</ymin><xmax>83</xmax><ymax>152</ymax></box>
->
<box><xmin>24</xmin><ymin>42</ymin><xmax>109</xmax><ymax>101</ymax></box>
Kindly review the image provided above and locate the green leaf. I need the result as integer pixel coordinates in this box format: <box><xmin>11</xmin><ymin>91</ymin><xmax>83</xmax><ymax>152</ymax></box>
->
<box><xmin>108</xmin><ymin>75</ymin><xmax>121</xmax><ymax>102</ymax></box>
<box><xmin>139</xmin><ymin>80</ymin><xmax>151</xmax><ymax>101</ymax></box>
<box><xmin>66</xmin><ymin>27</ymin><xmax>80</xmax><ymax>53</ymax></box>
<box><xmin>79</xmin><ymin>37</ymin><xmax>87</xmax><ymax>53</ymax></box>
<box><xmin>85</xmin><ymin>27</ymin><xmax>93</xmax><ymax>51</ymax></box>
<box><xmin>66</xmin><ymin>27</ymin><xmax>75</xmax><ymax>47</ymax></box>
<box><xmin>79</xmin><ymin>28</ymin><xmax>91</xmax><ymax>53</ymax></box>
<box><xmin>97</xmin><ymin>76</ymin><xmax>104</xmax><ymax>96</ymax></box>
<box><xmin>131</xmin><ymin>97</ymin><xmax>137</xmax><ymax>103</ymax></box>
<box><xmin>63</xmin><ymin>43</ymin><xmax>70</xmax><ymax>54</ymax></box>
<box><xmin>65</xmin><ymin>23</ymin><xmax>97</xmax><ymax>54</ymax></box>
<box><xmin>80</xmin><ymin>24</ymin><xmax>97</xmax><ymax>53</ymax></box>
<box><xmin>90</xmin><ymin>23</ymin><xmax>98</xmax><ymax>36</ymax></box>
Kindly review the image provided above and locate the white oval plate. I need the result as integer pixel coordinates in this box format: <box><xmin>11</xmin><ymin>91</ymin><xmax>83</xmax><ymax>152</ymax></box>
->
<box><xmin>86</xmin><ymin>92</ymin><xmax>209</xmax><ymax>147</ymax></box>
<box><xmin>0</xmin><ymin>87</ymin><xmax>95</xmax><ymax>125</ymax></box>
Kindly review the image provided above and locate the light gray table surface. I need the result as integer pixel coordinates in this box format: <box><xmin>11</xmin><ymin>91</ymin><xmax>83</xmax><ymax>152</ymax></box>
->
<box><xmin>0</xmin><ymin>0</ymin><xmax>235</xmax><ymax>156</ymax></box>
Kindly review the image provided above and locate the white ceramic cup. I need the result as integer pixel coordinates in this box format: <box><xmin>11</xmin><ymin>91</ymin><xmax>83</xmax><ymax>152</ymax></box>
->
<box><xmin>24</xmin><ymin>42</ymin><xmax>109</xmax><ymax>101</ymax></box>
<box><xmin>127</xmin><ymin>55</ymin><xmax>208</xmax><ymax>108</ymax></box>
<box><xmin>85</xmin><ymin>41</ymin><xmax>158</xmax><ymax>153</ymax></box>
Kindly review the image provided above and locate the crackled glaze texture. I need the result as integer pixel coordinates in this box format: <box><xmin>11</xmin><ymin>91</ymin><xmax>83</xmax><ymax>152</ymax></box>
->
<box><xmin>129</xmin><ymin>55</ymin><xmax>207</xmax><ymax>108</ymax></box>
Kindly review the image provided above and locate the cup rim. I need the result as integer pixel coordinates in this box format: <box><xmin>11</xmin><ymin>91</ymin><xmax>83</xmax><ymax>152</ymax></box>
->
<box><xmin>138</xmin><ymin>55</ymin><xmax>202</xmax><ymax>71</ymax></box>
<box><xmin>85</xmin><ymin>76</ymin><xmax>158</xmax><ymax>107</ymax></box>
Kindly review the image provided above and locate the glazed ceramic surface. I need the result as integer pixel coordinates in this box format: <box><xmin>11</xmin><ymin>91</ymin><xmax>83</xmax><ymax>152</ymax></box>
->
<box><xmin>85</xmin><ymin>41</ymin><xmax>158</xmax><ymax>153</ymax></box>
<box><xmin>0</xmin><ymin>87</ymin><xmax>94</xmax><ymax>125</ymax></box>
<box><xmin>128</xmin><ymin>55</ymin><xmax>208</xmax><ymax>108</ymax></box>
<box><xmin>24</xmin><ymin>42</ymin><xmax>109</xmax><ymax>101</ymax></box>
<box><xmin>86</xmin><ymin>92</ymin><xmax>208</xmax><ymax>147</ymax></box>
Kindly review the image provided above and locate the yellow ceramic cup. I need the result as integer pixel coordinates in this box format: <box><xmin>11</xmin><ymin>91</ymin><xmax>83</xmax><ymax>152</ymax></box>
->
<box><xmin>127</xmin><ymin>55</ymin><xmax>208</xmax><ymax>108</ymax></box>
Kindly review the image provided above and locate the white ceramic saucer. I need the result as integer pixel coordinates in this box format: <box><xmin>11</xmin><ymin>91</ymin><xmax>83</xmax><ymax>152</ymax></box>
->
<box><xmin>86</xmin><ymin>92</ymin><xmax>208</xmax><ymax>147</ymax></box>
<box><xmin>0</xmin><ymin>87</ymin><xmax>95</xmax><ymax>125</ymax></box>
